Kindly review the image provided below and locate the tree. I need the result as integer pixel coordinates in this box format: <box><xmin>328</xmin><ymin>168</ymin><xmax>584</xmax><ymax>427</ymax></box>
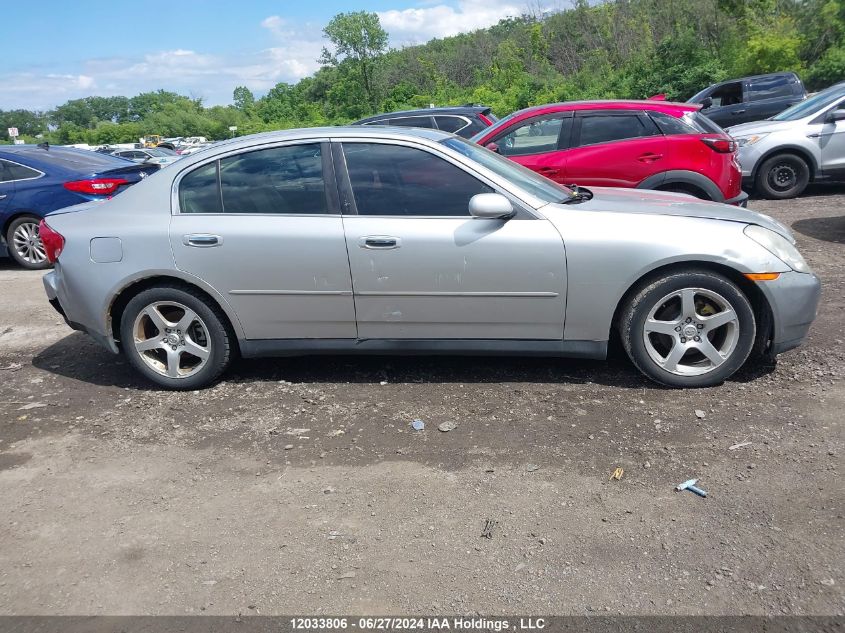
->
<box><xmin>233</xmin><ymin>86</ymin><xmax>255</xmax><ymax>112</ymax></box>
<box><xmin>320</xmin><ymin>11</ymin><xmax>388</xmax><ymax>109</ymax></box>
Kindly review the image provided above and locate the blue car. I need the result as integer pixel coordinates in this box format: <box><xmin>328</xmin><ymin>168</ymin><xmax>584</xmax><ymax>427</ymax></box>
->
<box><xmin>0</xmin><ymin>144</ymin><xmax>156</xmax><ymax>269</ymax></box>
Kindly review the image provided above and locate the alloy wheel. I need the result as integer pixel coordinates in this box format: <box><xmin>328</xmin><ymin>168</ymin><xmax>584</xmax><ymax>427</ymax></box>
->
<box><xmin>642</xmin><ymin>287</ymin><xmax>740</xmax><ymax>377</ymax></box>
<box><xmin>12</xmin><ymin>221</ymin><xmax>46</xmax><ymax>265</ymax></box>
<box><xmin>132</xmin><ymin>301</ymin><xmax>211</xmax><ymax>379</ymax></box>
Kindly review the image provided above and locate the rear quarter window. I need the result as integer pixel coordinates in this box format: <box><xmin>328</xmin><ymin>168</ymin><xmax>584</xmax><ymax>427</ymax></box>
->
<box><xmin>648</xmin><ymin>111</ymin><xmax>698</xmax><ymax>135</ymax></box>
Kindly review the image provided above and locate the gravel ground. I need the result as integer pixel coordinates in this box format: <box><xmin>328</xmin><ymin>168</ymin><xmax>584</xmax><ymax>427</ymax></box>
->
<box><xmin>0</xmin><ymin>189</ymin><xmax>842</xmax><ymax>616</ymax></box>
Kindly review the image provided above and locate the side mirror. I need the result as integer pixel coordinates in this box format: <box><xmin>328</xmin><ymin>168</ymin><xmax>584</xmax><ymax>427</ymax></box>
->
<box><xmin>485</xmin><ymin>142</ymin><xmax>500</xmax><ymax>154</ymax></box>
<box><xmin>701</xmin><ymin>96</ymin><xmax>713</xmax><ymax>110</ymax></box>
<box><xmin>469</xmin><ymin>193</ymin><xmax>514</xmax><ymax>219</ymax></box>
<box><xmin>827</xmin><ymin>109</ymin><xmax>845</xmax><ymax>122</ymax></box>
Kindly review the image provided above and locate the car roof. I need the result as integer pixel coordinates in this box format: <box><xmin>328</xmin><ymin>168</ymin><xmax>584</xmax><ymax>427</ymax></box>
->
<box><xmin>711</xmin><ymin>72</ymin><xmax>799</xmax><ymax>86</ymax></box>
<box><xmin>0</xmin><ymin>145</ymin><xmax>136</xmax><ymax>172</ymax></box>
<box><xmin>354</xmin><ymin>106</ymin><xmax>491</xmax><ymax>124</ymax></box>
<box><xmin>504</xmin><ymin>100</ymin><xmax>699</xmax><ymax>118</ymax></box>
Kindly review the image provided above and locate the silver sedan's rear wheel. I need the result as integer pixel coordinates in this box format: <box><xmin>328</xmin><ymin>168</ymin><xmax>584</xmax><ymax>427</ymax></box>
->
<box><xmin>620</xmin><ymin>270</ymin><xmax>756</xmax><ymax>387</ymax></box>
<box><xmin>120</xmin><ymin>286</ymin><xmax>232</xmax><ymax>390</ymax></box>
<box><xmin>132</xmin><ymin>301</ymin><xmax>211</xmax><ymax>379</ymax></box>
<box><xmin>6</xmin><ymin>215</ymin><xmax>49</xmax><ymax>270</ymax></box>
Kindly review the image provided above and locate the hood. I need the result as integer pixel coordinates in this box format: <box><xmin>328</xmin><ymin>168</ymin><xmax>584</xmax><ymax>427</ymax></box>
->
<box><xmin>726</xmin><ymin>119</ymin><xmax>795</xmax><ymax>136</ymax></box>
<box><xmin>546</xmin><ymin>187</ymin><xmax>794</xmax><ymax>240</ymax></box>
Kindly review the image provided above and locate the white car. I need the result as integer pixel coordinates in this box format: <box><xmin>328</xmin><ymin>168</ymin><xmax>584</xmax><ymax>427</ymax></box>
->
<box><xmin>730</xmin><ymin>82</ymin><xmax>845</xmax><ymax>198</ymax></box>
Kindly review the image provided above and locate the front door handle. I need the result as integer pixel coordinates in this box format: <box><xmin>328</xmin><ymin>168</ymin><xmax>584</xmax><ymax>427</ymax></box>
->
<box><xmin>360</xmin><ymin>236</ymin><xmax>400</xmax><ymax>249</ymax></box>
<box><xmin>537</xmin><ymin>166</ymin><xmax>560</xmax><ymax>177</ymax></box>
<box><xmin>0</xmin><ymin>194</ymin><xmax>6</xmax><ymax>200</ymax></box>
<box><xmin>731</xmin><ymin>109</ymin><xmax>747</xmax><ymax>115</ymax></box>
<box><xmin>637</xmin><ymin>153</ymin><xmax>663</xmax><ymax>162</ymax></box>
<box><xmin>183</xmin><ymin>234</ymin><xmax>223</xmax><ymax>247</ymax></box>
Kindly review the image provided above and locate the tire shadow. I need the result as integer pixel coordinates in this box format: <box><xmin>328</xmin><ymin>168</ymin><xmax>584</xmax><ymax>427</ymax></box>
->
<box><xmin>792</xmin><ymin>215</ymin><xmax>845</xmax><ymax>244</ymax></box>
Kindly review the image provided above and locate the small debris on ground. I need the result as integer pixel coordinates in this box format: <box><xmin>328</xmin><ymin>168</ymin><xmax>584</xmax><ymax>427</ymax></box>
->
<box><xmin>437</xmin><ymin>421</ymin><xmax>457</xmax><ymax>432</ymax></box>
<box><xmin>337</xmin><ymin>571</ymin><xmax>356</xmax><ymax>580</ymax></box>
<box><xmin>526</xmin><ymin>463</ymin><xmax>540</xmax><ymax>472</ymax></box>
<box><xmin>695</xmin><ymin>409</ymin><xmax>707</xmax><ymax>419</ymax></box>
<box><xmin>17</xmin><ymin>402</ymin><xmax>47</xmax><ymax>411</ymax></box>
<box><xmin>481</xmin><ymin>519</ymin><xmax>497</xmax><ymax>539</ymax></box>
<box><xmin>729</xmin><ymin>441</ymin><xmax>752</xmax><ymax>451</ymax></box>
<box><xmin>610</xmin><ymin>467</ymin><xmax>624</xmax><ymax>481</ymax></box>
<box><xmin>675</xmin><ymin>478</ymin><xmax>708</xmax><ymax>497</ymax></box>
<box><xmin>411</xmin><ymin>419</ymin><xmax>425</xmax><ymax>431</ymax></box>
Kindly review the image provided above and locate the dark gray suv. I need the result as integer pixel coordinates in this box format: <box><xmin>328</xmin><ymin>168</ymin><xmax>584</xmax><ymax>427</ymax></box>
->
<box><xmin>688</xmin><ymin>72</ymin><xmax>806</xmax><ymax>127</ymax></box>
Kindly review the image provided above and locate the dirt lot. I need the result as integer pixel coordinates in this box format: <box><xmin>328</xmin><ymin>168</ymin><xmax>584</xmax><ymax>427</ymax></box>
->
<box><xmin>0</xmin><ymin>190</ymin><xmax>842</xmax><ymax>617</ymax></box>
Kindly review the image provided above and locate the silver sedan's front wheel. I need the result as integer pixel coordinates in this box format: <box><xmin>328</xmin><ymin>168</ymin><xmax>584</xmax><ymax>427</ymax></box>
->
<box><xmin>120</xmin><ymin>286</ymin><xmax>232</xmax><ymax>390</ymax></box>
<box><xmin>621</xmin><ymin>270</ymin><xmax>756</xmax><ymax>388</ymax></box>
<box><xmin>643</xmin><ymin>288</ymin><xmax>740</xmax><ymax>377</ymax></box>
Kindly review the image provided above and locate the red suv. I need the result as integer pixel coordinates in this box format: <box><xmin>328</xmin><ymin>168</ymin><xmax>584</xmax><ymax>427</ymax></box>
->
<box><xmin>472</xmin><ymin>101</ymin><xmax>747</xmax><ymax>206</ymax></box>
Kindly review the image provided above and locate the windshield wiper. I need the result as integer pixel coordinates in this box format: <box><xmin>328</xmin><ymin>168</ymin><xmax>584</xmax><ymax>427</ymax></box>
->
<box><xmin>561</xmin><ymin>184</ymin><xmax>593</xmax><ymax>204</ymax></box>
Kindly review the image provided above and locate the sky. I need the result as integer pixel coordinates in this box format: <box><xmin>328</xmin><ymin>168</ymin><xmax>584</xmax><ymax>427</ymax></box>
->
<box><xmin>0</xmin><ymin>0</ymin><xmax>549</xmax><ymax>111</ymax></box>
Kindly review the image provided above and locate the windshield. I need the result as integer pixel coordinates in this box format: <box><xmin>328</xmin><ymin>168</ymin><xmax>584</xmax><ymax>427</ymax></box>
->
<box><xmin>772</xmin><ymin>87</ymin><xmax>845</xmax><ymax>121</ymax></box>
<box><xmin>441</xmin><ymin>136</ymin><xmax>573</xmax><ymax>204</ymax></box>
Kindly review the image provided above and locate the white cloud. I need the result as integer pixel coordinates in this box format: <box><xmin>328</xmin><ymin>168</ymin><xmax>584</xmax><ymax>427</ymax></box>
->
<box><xmin>378</xmin><ymin>0</ymin><xmax>523</xmax><ymax>44</ymax></box>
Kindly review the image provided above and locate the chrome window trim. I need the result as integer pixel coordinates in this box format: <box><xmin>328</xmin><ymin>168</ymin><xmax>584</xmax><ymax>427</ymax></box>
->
<box><xmin>0</xmin><ymin>158</ymin><xmax>46</xmax><ymax>184</ymax></box>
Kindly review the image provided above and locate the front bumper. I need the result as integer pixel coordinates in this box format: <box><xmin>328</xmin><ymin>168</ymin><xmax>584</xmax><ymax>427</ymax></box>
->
<box><xmin>758</xmin><ymin>271</ymin><xmax>822</xmax><ymax>354</ymax></box>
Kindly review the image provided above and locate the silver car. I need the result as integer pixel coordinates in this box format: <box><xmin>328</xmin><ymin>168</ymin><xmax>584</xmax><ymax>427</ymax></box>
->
<box><xmin>41</xmin><ymin>127</ymin><xmax>821</xmax><ymax>390</ymax></box>
<box><xmin>730</xmin><ymin>83</ymin><xmax>845</xmax><ymax>199</ymax></box>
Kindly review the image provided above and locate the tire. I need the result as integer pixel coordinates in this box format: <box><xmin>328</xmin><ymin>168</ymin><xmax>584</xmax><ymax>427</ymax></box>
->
<box><xmin>755</xmin><ymin>153</ymin><xmax>810</xmax><ymax>199</ymax></box>
<box><xmin>619</xmin><ymin>270</ymin><xmax>756</xmax><ymax>388</ymax></box>
<box><xmin>6</xmin><ymin>215</ymin><xmax>50</xmax><ymax>270</ymax></box>
<box><xmin>120</xmin><ymin>285</ymin><xmax>232</xmax><ymax>390</ymax></box>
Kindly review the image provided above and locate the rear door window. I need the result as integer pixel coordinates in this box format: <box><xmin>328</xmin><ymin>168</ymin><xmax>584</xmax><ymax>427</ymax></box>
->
<box><xmin>342</xmin><ymin>142</ymin><xmax>492</xmax><ymax>216</ymax></box>
<box><xmin>219</xmin><ymin>144</ymin><xmax>328</xmax><ymax>214</ymax></box>
<box><xmin>749</xmin><ymin>75</ymin><xmax>793</xmax><ymax>101</ymax></box>
<box><xmin>179</xmin><ymin>143</ymin><xmax>329</xmax><ymax>215</ymax></box>
<box><xmin>576</xmin><ymin>113</ymin><xmax>660</xmax><ymax>147</ymax></box>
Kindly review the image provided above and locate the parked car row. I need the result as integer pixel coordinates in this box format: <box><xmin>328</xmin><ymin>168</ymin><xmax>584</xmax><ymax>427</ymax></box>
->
<box><xmin>0</xmin><ymin>74</ymin><xmax>840</xmax><ymax>271</ymax></box>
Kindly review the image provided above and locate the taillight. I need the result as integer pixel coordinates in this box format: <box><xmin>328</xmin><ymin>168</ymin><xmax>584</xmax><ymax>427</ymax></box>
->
<box><xmin>38</xmin><ymin>220</ymin><xmax>65</xmax><ymax>263</ymax></box>
<box><xmin>701</xmin><ymin>136</ymin><xmax>737</xmax><ymax>153</ymax></box>
<box><xmin>478</xmin><ymin>113</ymin><xmax>494</xmax><ymax>126</ymax></box>
<box><xmin>63</xmin><ymin>178</ymin><xmax>128</xmax><ymax>195</ymax></box>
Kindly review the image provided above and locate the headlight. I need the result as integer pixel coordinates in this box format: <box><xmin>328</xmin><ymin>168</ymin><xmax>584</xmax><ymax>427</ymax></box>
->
<box><xmin>744</xmin><ymin>224</ymin><xmax>811</xmax><ymax>273</ymax></box>
<box><xmin>735</xmin><ymin>133</ymin><xmax>768</xmax><ymax>147</ymax></box>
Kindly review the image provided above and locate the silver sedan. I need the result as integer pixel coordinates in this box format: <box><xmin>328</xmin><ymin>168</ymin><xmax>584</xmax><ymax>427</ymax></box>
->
<box><xmin>41</xmin><ymin>127</ymin><xmax>820</xmax><ymax>389</ymax></box>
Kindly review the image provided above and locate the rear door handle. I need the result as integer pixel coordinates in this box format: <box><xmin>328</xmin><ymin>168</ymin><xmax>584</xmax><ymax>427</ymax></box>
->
<box><xmin>0</xmin><ymin>194</ymin><xmax>6</xmax><ymax>200</ymax></box>
<box><xmin>637</xmin><ymin>153</ymin><xmax>663</xmax><ymax>162</ymax></box>
<box><xmin>537</xmin><ymin>166</ymin><xmax>560</xmax><ymax>177</ymax></box>
<box><xmin>731</xmin><ymin>110</ymin><xmax>747</xmax><ymax>115</ymax></box>
<box><xmin>360</xmin><ymin>236</ymin><xmax>400</xmax><ymax>249</ymax></box>
<box><xmin>183</xmin><ymin>234</ymin><xmax>222</xmax><ymax>247</ymax></box>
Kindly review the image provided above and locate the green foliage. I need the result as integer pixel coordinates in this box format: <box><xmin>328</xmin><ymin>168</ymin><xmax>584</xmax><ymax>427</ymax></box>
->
<box><xmin>320</xmin><ymin>11</ymin><xmax>389</xmax><ymax>109</ymax></box>
<box><xmin>6</xmin><ymin>0</ymin><xmax>845</xmax><ymax>147</ymax></box>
